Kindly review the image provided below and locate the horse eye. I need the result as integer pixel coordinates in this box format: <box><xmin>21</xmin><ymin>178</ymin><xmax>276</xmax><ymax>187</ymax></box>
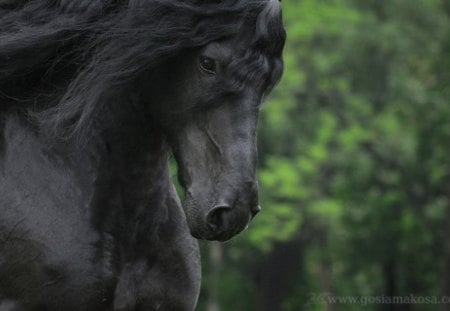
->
<box><xmin>199</xmin><ymin>56</ymin><xmax>216</xmax><ymax>74</ymax></box>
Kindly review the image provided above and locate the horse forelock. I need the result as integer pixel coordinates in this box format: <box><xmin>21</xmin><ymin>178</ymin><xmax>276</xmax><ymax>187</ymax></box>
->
<box><xmin>0</xmin><ymin>0</ymin><xmax>284</xmax><ymax>144</ymax></box>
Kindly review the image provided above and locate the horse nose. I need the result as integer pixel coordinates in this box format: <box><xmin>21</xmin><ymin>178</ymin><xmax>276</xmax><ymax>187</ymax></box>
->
<box><xmin>206</xmin><ymin>204</ymin><xmax>251</xmax><ymax>241</ymax></box>
<box><xmin>206</xmin><ymin>205</ymin><xmax>232</xmax><ymax>231</ymax></box>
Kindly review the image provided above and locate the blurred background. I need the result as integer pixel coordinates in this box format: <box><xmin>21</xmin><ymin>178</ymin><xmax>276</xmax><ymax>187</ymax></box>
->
<box><xmin>194</xmin><ymin>0</ymin><xmax>450</xmax><ymax>310</ymax></box>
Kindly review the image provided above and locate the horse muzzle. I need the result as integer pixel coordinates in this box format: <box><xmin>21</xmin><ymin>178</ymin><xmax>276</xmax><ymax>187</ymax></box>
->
<box><xmin>184</xmin><ymin>188</ymin><xmax>260</xmax><ymax>241</ymax></box>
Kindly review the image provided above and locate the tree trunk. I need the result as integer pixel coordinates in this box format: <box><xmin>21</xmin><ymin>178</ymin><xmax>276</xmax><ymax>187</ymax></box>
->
<box><xmin>254</xmin><ymin>238</ymin><xmax>303</xmax><ymax>311</ymax></box>
<box><xmin>317</xmin><ymin>231</ymin><xmax>336</xmax><ymax>311</ymax></box>
<box><xmin>440</xmin><ymin>183</ymin><xmax>450</xmax><ymax>311</ymax></box>
<box><xmin>206</xmin><ymin>242</ymin><xmax>223</xmax><ymax>311</ymax></box>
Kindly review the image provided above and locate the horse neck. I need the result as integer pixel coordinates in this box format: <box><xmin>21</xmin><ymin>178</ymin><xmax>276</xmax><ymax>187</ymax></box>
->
<box><xmin>90</xmin><ymin>121</ymin><xmax>175</xmax><ymax>242</ymax></box>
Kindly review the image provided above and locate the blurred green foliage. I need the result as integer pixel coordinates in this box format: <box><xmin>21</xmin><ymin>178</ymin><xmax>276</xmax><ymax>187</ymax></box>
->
<box><xmin>197</xmin><ymin>0</ymin><xmax>450</xmax><ymax>310</ymax></box>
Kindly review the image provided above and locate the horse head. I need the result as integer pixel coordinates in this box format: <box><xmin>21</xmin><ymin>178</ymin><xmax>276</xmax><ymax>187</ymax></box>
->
<box><xmin>140</xmin><ymin>1</ymin><xmax>286</xmax><ymax>241</ymax></box>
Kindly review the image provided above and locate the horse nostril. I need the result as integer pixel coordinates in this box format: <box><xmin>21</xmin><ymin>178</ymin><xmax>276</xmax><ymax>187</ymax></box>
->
<box><xmin>206</xmin><ymin>205</ymin><xmax>232</xmax><ymax>231</ymax></box>
<box><xmin>251</xmin><ymin>205</ymin><xmax>261</xmax><ymax>218</ymax></box>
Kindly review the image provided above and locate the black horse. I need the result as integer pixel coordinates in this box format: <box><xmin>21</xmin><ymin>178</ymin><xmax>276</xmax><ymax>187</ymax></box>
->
<box><xmin>0</xmin><ymin>0</ymin><xmax>285</xmax><ymax>310</ymax></box>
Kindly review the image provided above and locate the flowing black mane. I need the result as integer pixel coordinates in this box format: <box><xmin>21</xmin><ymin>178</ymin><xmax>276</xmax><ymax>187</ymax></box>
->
<box><xmin>0</xmin><ymin>0</ymin><xmax>285</xmax><ymax>142</ymax></box>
